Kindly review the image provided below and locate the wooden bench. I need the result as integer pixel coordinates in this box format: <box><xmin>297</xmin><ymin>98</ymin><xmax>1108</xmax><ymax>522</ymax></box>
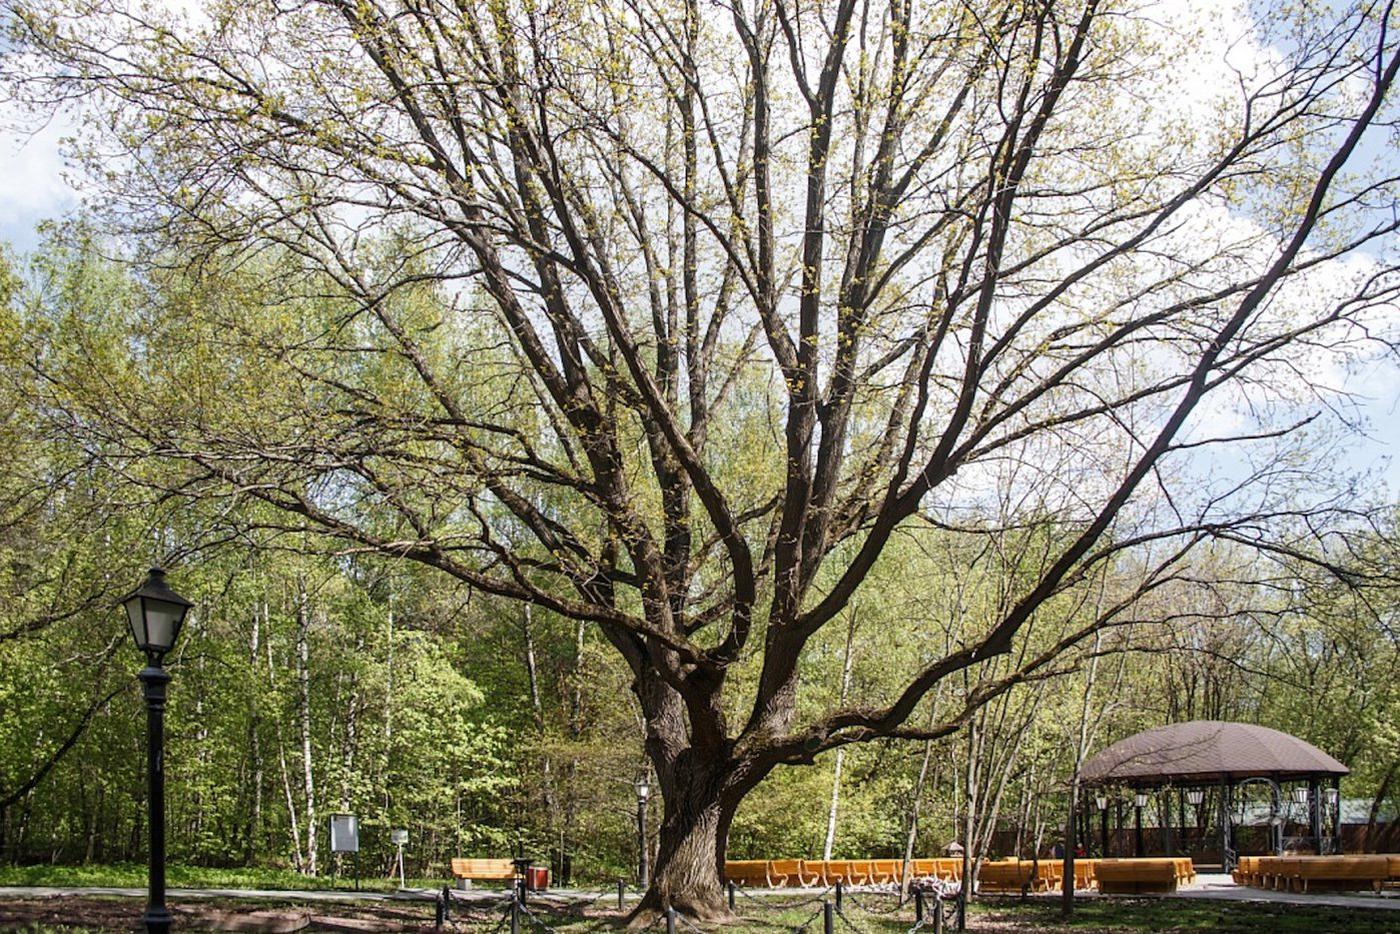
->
<box><xmin>723</xmin><ymin>860</ymin><xmax>771</xmax><ymax>887</ymax></box>
<box><xmin>1072</xmin><ymin>859</ymin><xmax>1097</xmax><ymax>889</ymax></box>
<box><xmin>1249</xmin><ymin>855</ymin><xmax>1390</xmax><ymax>893</ymax></box>
<box><xmin>1027</xmin><ymin>859</ymin><xmax>1096</xmax><ymax>890</ymax></box>
<box><xmin>1093</xmin><ymin>858</ymin><xmax>1192</xmax><ymax>894</ymax></box>
<box><xmin>977</xmin><ymin>859</ymin><xmax>1037</xmax><ymax>893</ymax></box>
<box><xmin>450</xmin><ymin>858</ymin><xmax>516</xmax><ymax>887</ymax></box>
<box><xmin>1231</xmin><ymin>856</ymin><xmax>1259</xmax><ymax>886</ymax></box>
<box><xmin>860</xmin><ymin>859</ymin><xmax>896</xmax><ymax>884</ymax></box>
<box><xmin>772</xmin><ymin>859</ymin><xmax>823</xmax><ymax>887</ymax></box>
<box><xmin>818</xmin><ymin>860</ymin><xmax>871</xmax><ymax>886</ymax></box>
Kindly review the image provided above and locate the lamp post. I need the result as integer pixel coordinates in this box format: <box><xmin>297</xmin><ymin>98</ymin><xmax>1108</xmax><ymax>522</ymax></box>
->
<box><xmin>1289</xmin><ymin>785</ymin><xmax>1311</xmax><ymax>852</ymax></box>
<box><xmin>1133</xmin><ymin>791</ymin><xmax>1149</xmax><ymax>858</ymax></box>
<box><xmin>1324</xmin><ymin>786</ymin><xmax>1341</xmax><ymax>854</ymax></box>
<box><xmin>635</xmin><ymin>777</ymin><xmax>650</xmax><ymax>889</ymax></box>
<box><xmin>1186</xmin><ymin>789</ymin><xmax>1204</xmax><ymax>855</ymax></box>
<box><xmin>120</xmin><ymin>568</ymin><xmax>194</xmax><ymax>934</ymax></box>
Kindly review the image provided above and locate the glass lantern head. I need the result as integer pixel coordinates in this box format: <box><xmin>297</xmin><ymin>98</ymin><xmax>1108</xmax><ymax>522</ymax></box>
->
<box><xmin>120</xmin><ymin>568</ymin><xmax>193</xmax><ymax>663</ymax></box>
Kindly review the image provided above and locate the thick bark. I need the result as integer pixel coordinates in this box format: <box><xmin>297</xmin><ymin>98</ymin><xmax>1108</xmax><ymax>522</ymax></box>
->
<box><xmin>631</xmin><ymin>798</ymin><xmax>729</xmax><ymax>922</ymax></box>
<box><xmin>629</xmin><ymin>754</ymin><xmax>751</xmax><ymax>924</ymax></box>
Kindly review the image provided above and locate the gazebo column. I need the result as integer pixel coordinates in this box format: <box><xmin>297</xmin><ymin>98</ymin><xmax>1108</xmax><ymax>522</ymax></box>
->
<box><xmin>1116</xmin><ymin>798</ymin><xmax>1124</xmax><ymax>858</ymax></box>
<box><xmin>1100</xmin><ymin>801</ymin><xmax>1109</xmax><ymax>857</ymax></box>
<box><xmin>1219</xmin><ymin>779</ymin><xmax>1233</xmax><ymax>873</ymax></box>
<box><xmin>1332</xmin><ymin>776</ymin><xmax>1343</xmax><ymax>855</ymax></box>
<box><xmin>1159</xmin><ymin>794</ymin><xmax>1171</xmax><ymax>855</ymax></box>
<box><xmin>1309</xmin><ymin>778</ymin><xmax>1322</xmax><ymax>854</ymax></box>
<box><xmin>1177</xmin><ymin>788</ymin><xmax>1186</xmax><ymax>857</ymax></box>
<box><xmin>1269</xmin><ymin>781</ymin><xmax>1282</xmax><ymax>856</ymax></box>
<box><xmin>1134</xmin><ymin>797</ymin><xmax>1144</xmax><ymax>858</ymax></box>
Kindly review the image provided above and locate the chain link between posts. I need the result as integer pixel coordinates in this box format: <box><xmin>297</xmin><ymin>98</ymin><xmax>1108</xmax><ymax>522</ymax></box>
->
<box><xmin>734</xmin><ymin>881</ymin><xmax>837</xmax><ymax>910</ymax></box>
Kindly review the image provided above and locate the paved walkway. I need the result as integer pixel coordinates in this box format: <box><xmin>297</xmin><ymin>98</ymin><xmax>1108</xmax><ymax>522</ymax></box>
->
<box><xmin>1172</xmin><ymin>872</ymin><xmax>1400</xmax><ymax>911</ymax></box>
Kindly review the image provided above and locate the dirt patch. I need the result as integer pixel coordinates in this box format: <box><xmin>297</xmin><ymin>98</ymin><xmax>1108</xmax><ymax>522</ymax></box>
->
<box><xmin>0</xmin><ymin>896</ymin><xmax>445</xmax><ymax>932</ymax></box>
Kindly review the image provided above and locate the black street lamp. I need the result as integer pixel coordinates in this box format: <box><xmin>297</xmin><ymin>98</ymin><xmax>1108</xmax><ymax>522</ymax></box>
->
<box><xmin>635</xmin><ymin>777</ymin><xmax>650</xmax><ymax>889</ymax></box>
<box><xmin>1185</xmin><ymin>789</ymin><xmax>1204</xmax><ymax>852</ymax></box>
<box><xmin>1095</xmin><ymin>794</ymin><xmax>1109</xmax><ymax>857</ymax></box>
<box><xmin>120</xmin><ymin>568</ymin><xmax>193</xmax><ymax>934</ymax></box>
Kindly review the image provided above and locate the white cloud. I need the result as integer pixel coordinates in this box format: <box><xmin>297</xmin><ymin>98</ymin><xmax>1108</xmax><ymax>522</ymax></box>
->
<box><xmin>0</xmin><ymin>102</ymin><xmax>81</xmax><ymax>249</ymax></box>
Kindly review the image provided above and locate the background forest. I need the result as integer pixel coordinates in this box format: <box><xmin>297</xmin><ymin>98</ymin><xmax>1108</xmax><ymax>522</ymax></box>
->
<box><xmin>0</xmin><ymin>233</ymin><xmax>1395</xmax><ymax>886</ymax></box>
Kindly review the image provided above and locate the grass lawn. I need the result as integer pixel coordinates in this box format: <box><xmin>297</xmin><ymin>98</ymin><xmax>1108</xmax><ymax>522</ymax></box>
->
<box><xmin>0</xmin><ymin>861</ymin><xmax>444</xmax><ymax>892</ymax></box>
<box><xmin>0</xmin><ymin>875</ymin><xmax>1396</xmax><ymax>931</ymax></box>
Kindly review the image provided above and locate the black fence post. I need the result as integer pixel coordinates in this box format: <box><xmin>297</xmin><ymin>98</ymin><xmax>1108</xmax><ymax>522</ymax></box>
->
<box><xmin>728</xmin><ymin>880</ymin><xmax>736</xmax><ymax>910</ymax></box>
<box><xmin>835</xmin><ymin>880</ymin><xmax>844</xmax><ymax>911</ymax></box>
<box><xmin>617</xmin><ymin>879</ymin><xmax>625</xmax><ymax>912</ymax></box>
<box><xmin>823</xmin><ymin>900</ymin><xmax>834</xmax><ymax>934</ymax></box>
<box><xmin>435</xmin><ymin>892</ymin><xmax>445</xmax><ymax>930</ymax></box>
<box><xmin>665</xmin><ymin>906</ymin><xmax>677</xmax><ymax>934</ymax></box>
<box><xmin>915</xmin><ymin>890</ymin><xmax>925</xmax><ymax>923</ymax></box>
<box><xmin>933</xmin><ymin>894</ymin><xmax>944</xmax><ymax>934</ymax></box>
<box><xmin>510</xmin><ymin>892</ymin><xmax>520</xmax><ymax>934</ymax></box>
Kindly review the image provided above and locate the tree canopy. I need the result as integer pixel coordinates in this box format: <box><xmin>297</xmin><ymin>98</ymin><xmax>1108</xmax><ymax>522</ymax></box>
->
<box><xmin>2</xmin><ymin>0</ymin><xmax>1398</xmax><ymax>916</ymax></box>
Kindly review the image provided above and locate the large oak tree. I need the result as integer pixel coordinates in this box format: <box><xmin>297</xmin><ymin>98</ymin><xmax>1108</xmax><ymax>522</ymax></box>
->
<box><xmin>6</xmin><ymin>0</ymin><xmax>1398</xmax><ymax>917</ymax></box>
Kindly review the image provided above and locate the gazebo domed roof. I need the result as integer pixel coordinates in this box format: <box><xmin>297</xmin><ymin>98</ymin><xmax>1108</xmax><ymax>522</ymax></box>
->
<box><xmin>1081</xmin><ymin>720</ymin><xmax>1348</xmax><ymax>787</ymax></box>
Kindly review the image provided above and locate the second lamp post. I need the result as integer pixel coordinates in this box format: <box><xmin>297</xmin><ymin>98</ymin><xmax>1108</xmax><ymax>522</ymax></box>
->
<box><xmin>121</xmin><ymin>568</ymin><xmax>194</xmax><ymax>934</ymax></box>
<box><xmin>635</xmin><ymin>777</ymin><xmax>650</xmax><ymax>889</ymax></box>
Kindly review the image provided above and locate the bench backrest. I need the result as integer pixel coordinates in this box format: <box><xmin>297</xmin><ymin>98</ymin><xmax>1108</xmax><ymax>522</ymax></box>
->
<box><xmin>767</xmin><ymin>859</ymin><xmax>805</xmax><ymax>878</ymax></box>
<box><xmin>723</xmin><ymin>860</ymin><xmax>769</xmax><ymax>883</ymax></box>
<box><xmin>869</xmin><ymin>859</ymin><xmax>903</xmax><ymax>881</ymax></box>
<box><xmin>450</xmin><ymin>858</ymin><xmax>516</xmax><ymax>879</ymax></box>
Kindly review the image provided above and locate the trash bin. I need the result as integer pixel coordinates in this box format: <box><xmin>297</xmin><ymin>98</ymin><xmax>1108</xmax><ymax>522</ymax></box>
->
<box><xmin>525</xmin><ymin>866</ymin><xmax>549</xmax><ymax>891</ymax></box>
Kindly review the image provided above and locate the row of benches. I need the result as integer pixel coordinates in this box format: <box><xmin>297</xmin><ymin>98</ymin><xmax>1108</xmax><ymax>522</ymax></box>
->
<box><xmin>723</xmin><ymin>859</ymin><xmax>963</xmax><ymax>887</ymax></box>
<box><xmin>1232</xmin><ymin>855</ymin><xmax>1400</xmax><ymax>893</ymax></box>
<box><xmin>958</xmin><ymin>857</ymin><xmax>1193</xmax><ymax>894</ymax></box>
<box><xmin>724</xmin><ymin>857</ymin><xmax>1196</xmax><ymax>893</ymax></box>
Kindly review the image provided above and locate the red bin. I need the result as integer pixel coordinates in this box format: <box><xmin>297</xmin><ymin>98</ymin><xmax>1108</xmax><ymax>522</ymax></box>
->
<box><xmin>525</xmin><ymin>866</ymin><xmax>549</xmax><ymax>891</ymax></box>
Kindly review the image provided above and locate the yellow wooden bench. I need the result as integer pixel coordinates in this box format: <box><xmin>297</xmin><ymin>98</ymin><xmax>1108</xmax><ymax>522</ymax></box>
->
<box><xmin>723</xmin><ymin>860</ymin><xmax>771</xmax><ymax>887</ymax></box>
<box><xmin>819</xmin><ymin>860</ymin><xmax>872</xmax><ymax>885</ymax></box>
<box><xmin>1250</xmin><ymin>855</ymin><xmax>1390</xmax><ymax>893</ymax></box>
<box><xmin>772</xmin><ymin>859</ymin><xmax>823</xmax><ymax>887</ymax></box>
<box><xmin>868</xmin><ymin>859</ymin><xmax>903</xmax><ymax>884</ymax></box>
<box><xmin>1094</xmin><ymin>858</ymin><xmax>1191</xmax><ymax>894</ymax></box>
<box><xmin>1043</xmin><ymin>859</ymin><xmax>1096</xmax><ymax>889</ymax></box>
<box><xmin>450</xmin><ymin>858</ymin><xmax>516</xmax><ymax>886</ymax></box>
<box><xmin>977</xmin><ymin>859</ymin><xmax>1037</xmax><ymax>892</ymax></box>
<box><xmin>908</xmin><ymin>858</ymin><xmax>963</xmax><ymax>881</ymax></box>
<box><xmin>1231</xmin><ymin>856</ymin><xmax>1259</xmax><ymax>886</ymax></box>
<box><xmin>1074</xmin><ymin>859</ymin><xmax>1097</xmax><ymax>889</ymax></box>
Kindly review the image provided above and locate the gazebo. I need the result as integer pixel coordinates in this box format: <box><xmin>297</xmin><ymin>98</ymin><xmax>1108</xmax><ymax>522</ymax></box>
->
<box><xmin>1078</xmin><ymin>721</ymin><xmax>1348</xmax><ymax>871</ymax></box>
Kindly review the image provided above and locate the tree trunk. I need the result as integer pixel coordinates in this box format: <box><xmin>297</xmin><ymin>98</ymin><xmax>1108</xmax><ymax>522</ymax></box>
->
<box><xmin>822</xmin><ymin>606</ymin><xmax>859</xmax><ymax>860</ymax></box>
<box><xmin>297</xmin><ymin>578</ymin><xmax>318</xmax><ymax>876</ymax></box>
<box><xmin>901</xmin><ymin>700</ymin><xmax>940</xmax><ymax>899</ymax></box>
<box><xmin>629</xmin><ymin>756</ymin><xmax>745</xmax><ymax>925</ymax></box>
<box><xmin>632</xmin><ymin>790</ymin><xmax>732</xmax><ymax>923</ymax></box>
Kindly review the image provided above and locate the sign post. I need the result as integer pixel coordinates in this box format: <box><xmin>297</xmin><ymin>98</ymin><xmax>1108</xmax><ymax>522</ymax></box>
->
<box><xmin>329</xmin><ymin>814</ymin><xmax>361</xmax><ymax>891</ymax></box>
<box><xmin>391</xmin><ymin>829</ymin><xmax>409</xmax><ymax>889</ymax></box>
